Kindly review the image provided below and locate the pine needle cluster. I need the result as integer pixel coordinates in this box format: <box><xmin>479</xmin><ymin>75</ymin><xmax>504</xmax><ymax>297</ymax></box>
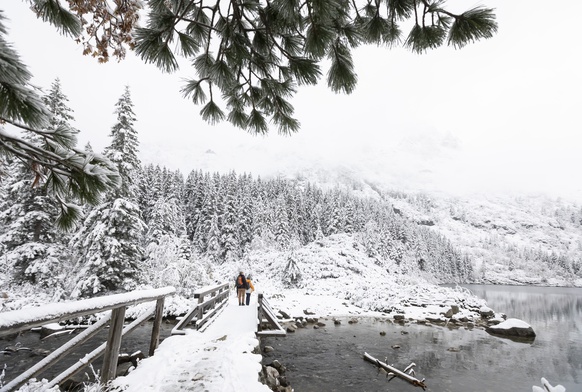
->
<box><xmin>19</xmin><ymin>0</ymin><xmax>497</xmax><ymax>135</ymax></box>
<box><xmin>0</xmin><ymin>13</ymin><xmax>120</xmax><ymax>229</ymax></box>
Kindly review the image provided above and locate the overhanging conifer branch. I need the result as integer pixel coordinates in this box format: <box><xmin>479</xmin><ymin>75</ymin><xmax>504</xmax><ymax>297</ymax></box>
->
<box><xmin>15</xmin><ymin>0</ymin><xmax>497</xmax><ymax>136</ymax></box>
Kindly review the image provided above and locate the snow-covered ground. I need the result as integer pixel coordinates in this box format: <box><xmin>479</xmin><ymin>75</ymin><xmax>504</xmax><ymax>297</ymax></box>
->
<box><xmin>2</xmin><ymin>233</ymin><xmax>570</xmax><ymax>391</ymax></box>
<box><xmin>219</xmin><ymin>234</ymin><xmax>488</xmax><ymax>323</ymax></box>
<box><xmin>110</xmin><ymin>295</ymin><xmax>269</xmax><ymax>392</ymax></box>
<box><xmin>112</xmin><ymin>286</ymin><xmax>484</xmax><ymax>392</ymax></box>
<box><xmin>5</xmin><ymin>286</ymin><xmax>487</xmax><ymax>392</ymax></box>
<box><xmin>7</xmin><ymin>289</ymin><xmax>568</xmax><ymax>392</ymax></box>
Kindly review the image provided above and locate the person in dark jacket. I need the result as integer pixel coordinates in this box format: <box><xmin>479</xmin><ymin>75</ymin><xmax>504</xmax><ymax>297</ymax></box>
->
<box><xmin>235</xmin><ymin>271</ymin><xmax>247</xmax><ymax>306</ymax></box>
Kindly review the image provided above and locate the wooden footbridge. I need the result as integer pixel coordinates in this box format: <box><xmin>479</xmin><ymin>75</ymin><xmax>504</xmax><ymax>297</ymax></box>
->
<box><xmin>0</xmin><ymin>284</ymin><xmax>285</xmax><ymax>392</ymax></box>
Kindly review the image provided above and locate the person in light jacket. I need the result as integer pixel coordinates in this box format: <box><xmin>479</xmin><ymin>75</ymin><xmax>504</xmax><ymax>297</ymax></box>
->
<box><xmin>245</xmin><ymin>275</ymin><xmax>255</xmax><ymax>306</ymax></box>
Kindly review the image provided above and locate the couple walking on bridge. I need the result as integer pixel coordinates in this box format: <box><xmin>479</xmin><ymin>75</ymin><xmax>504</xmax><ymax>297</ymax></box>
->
<box><xmin>236</xmin><ymin>271</ymin><xmax>255</xmax><ymax>306</ymax></box>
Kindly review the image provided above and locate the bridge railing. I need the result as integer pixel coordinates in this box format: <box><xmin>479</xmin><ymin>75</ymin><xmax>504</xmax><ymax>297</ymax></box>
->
<box><xmin>256</xmin><ymin>293</ymin><xmax>286</xmax><ymax>337</ymax></box>
<box><xmin>0</xmin><ymin>286</ymin><xmax>176</xmax><ymax>392</ymax></box>
<box><xmin>172</xmin><ymin>282</ymin><xmax>230</xmax><ymax>335</ymax></box>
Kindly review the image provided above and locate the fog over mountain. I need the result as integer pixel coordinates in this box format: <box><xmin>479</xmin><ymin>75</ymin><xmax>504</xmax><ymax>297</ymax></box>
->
<box><xmin>139</xmin><ymin>125</ymin><xmax>582</xmax><ymax>202</ymax></box>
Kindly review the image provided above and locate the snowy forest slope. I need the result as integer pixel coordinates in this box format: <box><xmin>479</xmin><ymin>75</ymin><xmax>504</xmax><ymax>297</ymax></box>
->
<box><xmin>280</xmin><ymin>165</ymin><xmax>582</xmax><ymax>287</ymax></box>
<box><xmin>384</xmin><ymin>192</ymin><xmax>582</xmax><ymax>286</ymax></box>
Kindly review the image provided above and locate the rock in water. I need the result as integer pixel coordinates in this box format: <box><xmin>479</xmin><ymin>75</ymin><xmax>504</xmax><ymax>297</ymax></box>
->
<box><xmin>486</xmin><ymin>318</ymin><xmax>536</xmax><ymax>338</ymax></box>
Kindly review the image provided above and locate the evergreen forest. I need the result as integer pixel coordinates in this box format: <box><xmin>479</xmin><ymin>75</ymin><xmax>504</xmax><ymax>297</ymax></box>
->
<box><xmin>1</xmin><ymin>80</ymin><xmax>580</xmax><ymax>305</ymax></box>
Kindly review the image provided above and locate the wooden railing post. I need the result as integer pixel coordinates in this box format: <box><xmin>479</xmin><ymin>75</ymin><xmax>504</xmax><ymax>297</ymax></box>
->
<box><xmin>101</xmin><ymin>307</ymin><xmax>126</xmax><ymax>383</ymax></box>
<box><xmin>149</xmin><ymin>297</ymin><xmax>165</xmax><ymax>356</ymax></box>
<box><xmin>255</xmin><ymin>294</ymin><xmax>286</xmax><ymax>337</ymax></box>
<box><xmin>211</xmin><ymin>290</ymin><xmax>217</xmax><ymax>309</ymax></box>
<box><xmin>257</xmin><ymin>293</ymin><xmax>264</xmax><ymax>331</ymax></box>
<box><xmin>197</xmin><ymin>294</ymin><xmax>204</xmax><ymax>321</ymax></box>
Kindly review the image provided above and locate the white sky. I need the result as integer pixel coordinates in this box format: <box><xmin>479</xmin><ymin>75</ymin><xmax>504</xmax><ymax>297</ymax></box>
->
<box><xmin>3</xmin><ymin>1</ymin><xmax>581</xmax><ymax>200</ymax></box>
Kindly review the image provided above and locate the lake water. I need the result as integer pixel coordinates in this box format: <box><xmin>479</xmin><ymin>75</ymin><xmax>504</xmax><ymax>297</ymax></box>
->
<box><xmin>0</xmin><ymin>319</ymin><xmax>177</xmax><ymax>388</ymax></box>
<box><xmin>261</xmin><ymin>285</ymin><xmax>582</xmax><ymax>392</ymax></box>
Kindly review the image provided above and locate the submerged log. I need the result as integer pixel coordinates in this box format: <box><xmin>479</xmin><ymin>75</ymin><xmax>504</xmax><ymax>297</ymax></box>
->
<box><xmin>363</xmin><ymin>352</ymin><xmax>427</xmax><ymax>390</ymax></box>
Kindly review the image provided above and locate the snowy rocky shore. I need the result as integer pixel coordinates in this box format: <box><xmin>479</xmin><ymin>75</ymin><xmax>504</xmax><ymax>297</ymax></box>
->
<box><xmin>265</xmin><ymin>290</ymin><xmax>535</xmax><ymax>339</ymax></box>
<box><xmin>223</xmin><ymin>233</ymin><xmax>541</xmax><ymax>342</ymax></box>
<box><xmin>258</xmin><ymin>290</ymin><xmax>536</xmax><ymax>391</ymax></box>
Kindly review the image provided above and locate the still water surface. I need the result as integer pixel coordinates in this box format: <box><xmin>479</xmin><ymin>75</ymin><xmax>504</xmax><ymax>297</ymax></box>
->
<box><xmin>0</xmin><ymin>319</ymin><xmax>176</xmax><ymax>387</ymax></box>
<box><xmin>262</xmin><ymin>285</ymin><xmax>582</xmax><ymax>392</ymax></box>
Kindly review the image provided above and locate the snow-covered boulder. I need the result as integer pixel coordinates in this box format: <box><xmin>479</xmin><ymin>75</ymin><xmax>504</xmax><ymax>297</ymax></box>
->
<box><xmin>479</xmin><ymin>306</ymin><xmax>494</xmax><ymax>318</ymax></box>
<box><xmin>265</xmin><ymin>366</ymin><xmax>280</xmax><ymax>388</ymax></box>
<box><xmin>532</xmin><ymin>377</ymin><xmax>566</xmax><ymax>392</ymax></box>
<box><xmin>487</xmin><ymin>314</ymin><xmax>506</xmax><ymax>325</ymax></box>
<box><xmin>486</xmin><ymin>318</ymin><xmax>536</xmax><ymax>339</ymax></box>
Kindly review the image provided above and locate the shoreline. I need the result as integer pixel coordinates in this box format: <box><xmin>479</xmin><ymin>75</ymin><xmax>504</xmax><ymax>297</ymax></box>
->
<box><xmin>263</xmin><ymin>289</ymin><xmax>502</xmax><ymax>335</ymax></box>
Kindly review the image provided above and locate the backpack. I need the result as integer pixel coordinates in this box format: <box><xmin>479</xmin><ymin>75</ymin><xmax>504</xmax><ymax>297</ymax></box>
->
<box><xmin>236</xmin><ymin>274</ymin><xmax>246</xmax><ymax>288</ymax></box>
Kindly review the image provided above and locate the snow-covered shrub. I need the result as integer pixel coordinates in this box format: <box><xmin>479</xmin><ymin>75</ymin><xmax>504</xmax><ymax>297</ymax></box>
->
<box><xmin>282</xmin><ymin>253</ymin><xmax>302</xmax><ymax>287</ymax></box>
<box><xmin>140</xmin><ymin>235</ymin><xmax>211</xmax><ymax>297</ymax></box>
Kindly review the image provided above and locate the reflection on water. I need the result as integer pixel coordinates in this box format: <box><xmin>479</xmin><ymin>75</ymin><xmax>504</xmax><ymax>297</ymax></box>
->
<box><xmin>262</xmin><ymin>286</ymin><xmax>582</xmax><ymax>392</ymax></box>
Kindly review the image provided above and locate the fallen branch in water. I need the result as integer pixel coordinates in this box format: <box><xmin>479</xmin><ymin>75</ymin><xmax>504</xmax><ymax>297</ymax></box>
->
<box><xmin>41</xmin><ymin>329</ymin><xmax>75</xmax><ymax>341</ymax></box>
<box><xmin>363</xmin><ymin>352</ymin><xmax>427</xmax><ymax>390</ymax></box>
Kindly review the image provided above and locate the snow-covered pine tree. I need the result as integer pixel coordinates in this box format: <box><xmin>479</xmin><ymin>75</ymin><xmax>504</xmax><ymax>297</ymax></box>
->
<box><xmin>137</xmin><ymin>164</ymin><xmax>185</xmax><ymax>234</ymax></box>
<box><xmin>206</xmin><ymin>210</ymin><xmax>221</xmax><ymax>263</ymax></box>
<box><xmin>192</xmin><ymin>173</ymin><xmax>217</xmax><ymax>253</ymax></box>
<box><xmin>103</xmin><ymin>86</ymin><xmax>141</xmax><ymax>200</ymax></box>
<box><xmin>0</xmin><ymin>79</ymin><xmax>76</xmax><ymax>287</ymax></box>
<box><xmin>273</xmin><ymin>195</ymin><xmax>291</xmax><ymax>250</ymax></box>
<box><xmin>237</xmin><ymin>173</ymin><xmax>254</xmax><ymax>253</ymax></box>
<box><xmin>71</xmin><ymin>87</ymin><xmax>145</xmax><ymax>296</ymax></box>
<box><xmin>282</xmin><ymin>252</ymin><xmax>302</xmax><ymax>287</ymax></box>
<box><xmin>136</xmin><ymin>164</ymin><xmax>160</xmax><ymax>224</ymax></box>
<box><xmin>146</xmin><ymin>196</ymin><xmax>186</xmax><ymax>244</ymax></box>
<box><xmin>313</xmin><ymin>204</ymin><xmax>325</xmax><ymax>241</ymax></box>
<box><xmin>351</xmin><ymin>198</ymin><xmax>368</xmax><ymax>234</ymax></box>
<box><xmin>342</xmin><ymin>200</ymin><xmax>355</xmax><ymax>234</ymax></box>
<box><xmin>219</xmin><ymin>172</ymin><xmax>241</xmax><ymax>261</ymax></box>
<box><xmin>323</xmin><ymin>191</ymin><xmax>343</xmax><ymax>236</ymax></box>
<box><xmin>183</xmin><ymin>169</ymin><xmax>205</xmax><ymax>241</ymax></box>
<box><xmin>360</xmin><ymin>220</ymin><xmax>380</xmax><ymax>259</ymax></box>
<box><xmin>0</xmin><ymin>157</ymin><xmax>66</xmax><ymax>287</ymax></box>
<box><xmin>284</xmin><ymin>187</ymin><xmax>300</xmax><ymax>240</ymax></box>
<box><xmin>71</xmin><ymin>199</ymin><xmax>146</xmax><ymax>296</ymax></box>
<box><xmin>166</xmin><ymin>169</ymin><xmax>185</xmax><ymax>201</ymax></box>
<box><xmin>247</xmin><ymin>183</ymin><xmax>276</xmax><ymax>251</ymax></box>
<box><xmin>249</xmin><ymin>178</ymin><xmax>269</xmax><ymax>239</ymax></box>
<box><xmin>301</xmin><ymin>184</ymin><xmax>324</xmax><ymax>243</ymax></box>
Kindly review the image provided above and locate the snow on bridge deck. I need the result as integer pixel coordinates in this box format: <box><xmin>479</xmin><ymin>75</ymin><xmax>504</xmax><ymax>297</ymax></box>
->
<box><xmin>111</xmin><ymin>294</ymin><xmax>271</xmax><ymax>392</ymax></box>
